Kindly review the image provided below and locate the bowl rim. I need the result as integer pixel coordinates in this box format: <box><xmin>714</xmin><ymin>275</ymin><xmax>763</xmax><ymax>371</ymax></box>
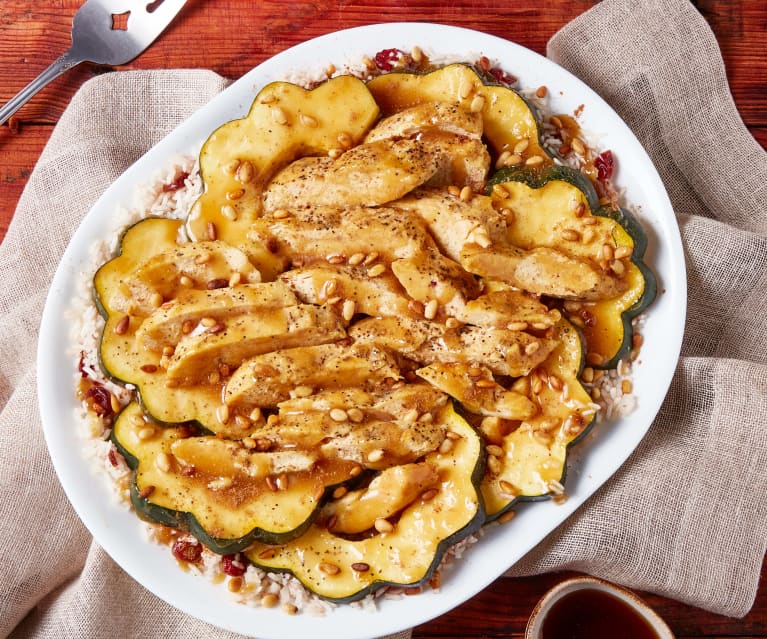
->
<box><xmin>525</xmin><ymin>575</ymin><xmax>675</xmax><ymax>638</ymax></box>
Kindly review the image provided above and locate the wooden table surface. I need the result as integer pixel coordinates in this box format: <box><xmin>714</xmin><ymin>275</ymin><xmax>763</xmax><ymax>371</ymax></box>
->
<box><xmin>1</xmin><ymin>1</ymin><xmax>765</xmax><ymax>637</ymax></box>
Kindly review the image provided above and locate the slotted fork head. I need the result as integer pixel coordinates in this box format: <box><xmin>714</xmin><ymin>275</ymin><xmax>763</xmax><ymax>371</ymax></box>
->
<box><xmin>70</xmin><ymin>0</ymin><xmax>188</xmax><ymax>66</ymax></box>
<box><xmin>0</xmin><ymin>0</ymin><xmax>187</xmax><ymax>125</ymax></box>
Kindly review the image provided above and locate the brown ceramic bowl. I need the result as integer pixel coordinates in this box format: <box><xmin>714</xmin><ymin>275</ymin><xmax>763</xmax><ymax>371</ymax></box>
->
<box><xmin>525</xmin><ymin>576</ymin><xmax>675</xmax><ymax>639</ymax></box>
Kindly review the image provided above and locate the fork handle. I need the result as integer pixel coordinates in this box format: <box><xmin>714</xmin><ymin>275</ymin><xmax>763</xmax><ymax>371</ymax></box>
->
<box><xmin>0</xmin><ymin>49</ymin><xmax>85</xmax><ymax>126</ymax></box>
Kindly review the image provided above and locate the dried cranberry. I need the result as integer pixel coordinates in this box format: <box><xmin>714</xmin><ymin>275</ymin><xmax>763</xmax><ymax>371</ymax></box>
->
<box><xmin>581</xmin><ymin>309</ymin><xmax>597</xmax><ymax>328</ymax></box>
<box><xmin>595</xmin><ymin>150</ymin><xmax>615</xmax><ymax>181</ymax></box>
<box><xmin>176</xmin><ymin>423</ymin><xmax>199</xmax><ymax>439</ymax></box>
<box><xmin>488</xmin><ymin>67</ymin><xmax>517</xmax><ymax>86</ymax></box>
<box><xmin>162</xmin><ymin>171</ymin><xmax>190</xmax><ymax>192</ymax></box>
<box><xmin>86</xmin><ymin>384</ymin><xmax>114</xmax><ymax>418</ymax></box>
<box><xmin>222</xmin><ymin>553</ymin><xmax>248</xmax><ymax>577</ymax></box>
<box><xmin>374</xmin><ymin>48</ymin><xmax>406</xmax><ymax>72</ymax></box>
<box><xmin>172</xmin><ymin>539</ymin><xmax>203</xmax><ymax>563</ymax></box>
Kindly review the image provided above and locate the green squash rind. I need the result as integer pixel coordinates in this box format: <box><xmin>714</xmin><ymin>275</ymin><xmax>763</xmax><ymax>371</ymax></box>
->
<box><xmin>595</xmin><ymin>204</ymin><xmax>657</xmax><ymax>368</ymax></box>
<box><xmin>111</xmin><ymin>402</ymin><xmax>358</xmax><ymax>554</ymax></box>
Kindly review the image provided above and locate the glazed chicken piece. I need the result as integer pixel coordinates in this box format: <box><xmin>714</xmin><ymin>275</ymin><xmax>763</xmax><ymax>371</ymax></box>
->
<box><xmin>350</xmin><ymin>315</ymin><xmax>556</xmax><ymax>377</ymax></box>
<box><xmin>453</xmin><ymin>288</ymin><xmax>560</xmax><ymax>330</ymax></box>
<box><xmin>392</xmin><ymin>187</ymin><xmax>506</xmax><ymax>262</ymax></box>
<box><xmin>169</xmin><ymin>437</ymin><xmax>317</xmax><ymax>478</ymax></box>
<box><xmin>248</xmin><ymin>383</ymin><xmax>449</xmax><ymax>468</ymax></box>
<box><xmin>249</xmin><ymin>205</ymin><xmax>433</xmax><ymax>264</ymax></box>
<box><xmin>250</xmin><ymin>205</ymin><xmax>478</xmax><ymax>314</ymax></box>
<box><xmin>364</xmin><ymin>102</ymin><xmax>490</xmax><ymax>192</ymax></box>
<box><xmin>224</xmin><ymin>342</ymin><xmax>400</xmax><ymax>409</ymax></box>
<box><xmin>165</xmin><ymin>305</ymin><xmax>346</xmax><ymax>385</ymax></box>
<box><xmin>417</xmin><ymin>130</ymin><xmax>490</xmax><ymax>193</ymax></box>
<box><xmin>390</xmin><ymin>251</ymin><xmax>479</xmax><ymax>317</ymax></box>
<box><xmin>319</xmin><ymin>416</ymin><xmax>446</xmax><ymax>470</ymax></box>
<box><xmin>279</xmin><ymin>263</ymin><xmax>413</xmax><ymax>318</ymax></box>
<box><xmin>279</xmin><ymin>383</ymin><xmax>449</xmax><ymax>425</ymax></box>
<box><xmin>370</xmin><ymin>382</ymin><xmax>449</xmax><ymax>420</ymax></box>
<box><xmin>263</xmin><ymin>137</ymin><xmax>441</xmax><ymax>210</ymax></box>
<box><xmin>363</xmin><ymin>101</ymin><xmax>484</xmax><ymax>143</ymax></box>
<box><xmin>136</xmin><ymin>281</ymin><xmax>298</xmax><ymax>352</ymax></box>
<box><xmin>122</xmin><ymin>241</ymin><xmax>262</xmax><ymax>316</ymax></box>
<box><xmin>277</xmin><ymin>387</ymin><xmax>375</xmax><ymax>415</ymax></box>
<box><xmin>416</xmin><ymin>362</ymin><xmax>537</xmax><ymax>420</ymax></box>
<box><xmin>460</xmin><ymin>242</ymin><xmax>627</xmax><ymax>301</ymax></box>
<box><xmin>325</xmin><ymin>462</ymin><xmax>440</xmax><ymax>534</ymax></box>
<box><xmin>264</xmin><ymin>100</ymin><xmax>492</xmax><ymax>211</ymax></box>
<box><xmin>248</xmin><ymin>411</ymin><xmax>356</xmax><ymax>451</ymax></box>
<box><xmin>249</xmin><ymin>412</ymin><xmax>445</xmax><ymax>471</ymax></box>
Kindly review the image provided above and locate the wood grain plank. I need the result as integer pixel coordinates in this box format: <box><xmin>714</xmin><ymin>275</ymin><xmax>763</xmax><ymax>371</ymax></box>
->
<box><xmin>411</xmin><ymin>556</ymin><xmax>767</xmax><ymax>637</ymax></box>
<box><xmin>0</xmin><ymin>123</ymin><xmax>50</xmax><ymax>240</ymax></box>
<box><xmin>3</xmin><ymin>0</ymin><xmax>763</xmax><ymax>126</ymax></box>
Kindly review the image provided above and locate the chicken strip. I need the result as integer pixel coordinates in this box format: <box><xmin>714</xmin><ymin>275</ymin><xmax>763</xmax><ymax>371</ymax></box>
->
<box><xmin>248</xmin><ymin>384</ymin><xmax>448</xmax><ymax>465</ymax></box>
<box><xmin>363</xmin><ymin>101</ymin><xmax>484</xmax><ymax>143</ymax></box>
<box><xmin>224</xmin><ymin>342</ymin><xmax>400</xmax><ymax>409</ymax></box>
<box><xmin>248</xmin><ymin>411</ymin><xmax>444</xmax><ymax>470</ymax></box>
<box><xmin>319</xmin><ymin>417</ymin><xmax>446</xmax><ymax>470</ymax></box>
<box><xmin>350</xmin><ymin>315</ymin><xmax>556</xmax><ymax>377</ymax></box>
<box><xmin>393</xmin><ymin>187</ymin><xmax>506</xmax><ymax>262</ymax></box>
<box><xmin>370</xmin><ymin>382</ymin><xmax>450</xmax><ymax>421</ymax></box>
<box><xmin>263</xmin><ymin>137</ymin><xmax>441</xmax><ymax>210</ymax></box>
<box><xmin>124</xmin><ymin>241</ymin><xmax>262</xmax><ymax>315</ymax></box>
<box><xmin>364</xmin><ymin>103</ymin><xmax>490</xmax><ymax>191</ymax></box>
<box><xmin>248</xmin><ymin>205</ymin><xmax>433</xmax><ymax>264</ymax></box>
<box><xmin>279</xmin><ymin>263</ymin><xmax>413</xmax><ymax>318</ymax></box>
<box><xmin>418</xmin><ymin>130</ymin><xmax>490</xmax><ymax>193</ymax></box>
<box><xmin>461</xmin><ymin>242</ymin><xmax>627</xmax><ymax>301</ymax></box>
<box><xmin>166</xmin><ymin>305</ymin><xmax>346</xmax><ymax>385</ymax></box>
<box><xmin>277</xmin><ymin>387</ymin><xmax>375</xmax><ymax>415</ymax></box>
<box><xmin>390</xmin><ymin>252</ymin><xmax>480</xmax><ymax>316</ymax></box>
<box><xmin>136</xmin><ymin>281</ymin><xmax>298</xmax><ymax>352</ymax></box>
<box><xmin>453</xmin><ymin>288</ymin><xmax>560</xmax><ymax>330</ymax></box>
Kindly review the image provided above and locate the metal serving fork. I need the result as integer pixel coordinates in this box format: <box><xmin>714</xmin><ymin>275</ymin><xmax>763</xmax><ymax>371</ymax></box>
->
<box><xmin>0</xmin><ymin>0</ymin><xmax>186</xmax><ymax>126</ymax></box>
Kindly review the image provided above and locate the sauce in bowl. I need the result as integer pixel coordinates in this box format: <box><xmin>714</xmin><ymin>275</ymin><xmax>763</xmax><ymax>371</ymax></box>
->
<box><xmin>526</xmin><ymin>576</ymin><xmax>674</xmax><ymax>639</ymax></box>
<box><xmin>541</xmin><ymin>587</ymin><xmax>661</xmax><ymax>639</ymax></box>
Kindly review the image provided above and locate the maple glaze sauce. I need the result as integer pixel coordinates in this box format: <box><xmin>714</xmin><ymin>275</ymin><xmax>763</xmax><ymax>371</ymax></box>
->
<box><xmin>540</xmin><ymin>588</ymin><xmax>662</xmax><ymax>639</ymax></box>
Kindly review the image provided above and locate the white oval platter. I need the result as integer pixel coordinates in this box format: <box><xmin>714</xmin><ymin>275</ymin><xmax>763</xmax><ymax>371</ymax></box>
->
<box><xmin>38</xmin><ymin>22</ymin><xmax>686</xmax><ymax>639</ymax></box>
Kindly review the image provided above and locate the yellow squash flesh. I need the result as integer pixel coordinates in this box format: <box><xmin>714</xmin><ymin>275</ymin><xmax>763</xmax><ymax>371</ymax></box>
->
<box><xmin>186</xmin><ymin>75</ymin><xmax>380</xmax><ymax>249</ymax></box>
<box><xmin>246</xmin><ymin>404</ymin><xmax>484</xmax><ymax>601</ymax></box>
<box><xmin>367</xmin><ymin>64</ymin><xmax>551</xmax><ymax>165</ymax></box>
<box><xmin>481</xmin><ymin>320</ymin><xmax>594</xmax><ymax>518</ymax></box>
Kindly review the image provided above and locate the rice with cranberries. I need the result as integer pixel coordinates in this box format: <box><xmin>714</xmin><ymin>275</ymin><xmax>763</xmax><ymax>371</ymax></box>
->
<box><xmin>69</xmin><ymin>47</ymin><xmax>643</xmax><ymax>615</ymax></box>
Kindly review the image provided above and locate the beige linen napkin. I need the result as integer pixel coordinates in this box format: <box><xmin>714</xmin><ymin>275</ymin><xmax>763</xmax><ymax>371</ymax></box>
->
<box><xmin>507</xmin><ymin>0</ymin><xmax>767</xmax><ymax>617</ymax></box>
<box><xmin>0</xmin><ymin>0</ymin><xmax>764</xmax><ymax>637</ymax></box>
